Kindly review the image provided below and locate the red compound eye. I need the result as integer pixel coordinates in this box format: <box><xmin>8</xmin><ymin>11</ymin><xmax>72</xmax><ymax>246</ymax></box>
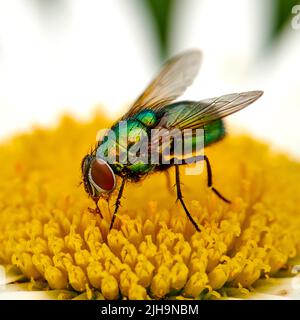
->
<box><xmin>90</xmin><ymin>159</ymin><xmax>115</xmax><ymax>191</ymax></box>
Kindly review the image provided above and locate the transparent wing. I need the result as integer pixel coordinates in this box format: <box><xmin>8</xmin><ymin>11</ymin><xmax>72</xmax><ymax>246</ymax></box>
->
<box><xmin>121</xmin><ymin>50</ymin><xmax>202</xmax><ymax>120</ymax></box>
<box><xmin>157</xmin><ymin>91</ymin><xmax>264</xmax><ymax>129</ymax></box>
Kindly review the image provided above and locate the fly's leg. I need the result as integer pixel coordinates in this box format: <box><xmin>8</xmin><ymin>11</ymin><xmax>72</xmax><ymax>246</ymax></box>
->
<box><xmin>109</xmin><ymin>178</ymin><xmax>126</xmax><ymax>230</ymax></box>
<box><xmin>175</xmin><ymin>165</ymin><xmax>201</xmax><ymax>232</ymax></box>
<box><xmin>165</xmin><ymin>169</ymin><xmax>174</xmax><ymax>194</ymax></box>
<box><xmin>94</xmin><ymin>200</ymin><xmax>102</xmax><ymax>216</ymax></box>
<box><xmin>88</xmin><ymin>197</ymin><xmax>103</xmax><ymax>218</ymax></box>
<box><xmin>203</xmin><ymin>155</ymin><xmax>231</xmax><ymax>203</ymax></box>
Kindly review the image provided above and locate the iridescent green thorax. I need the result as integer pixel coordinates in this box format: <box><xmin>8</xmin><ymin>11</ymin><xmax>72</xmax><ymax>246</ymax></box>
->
<box><xmin>97</xmin><ymin>110</ymin><xmax>158</xmax><ymax>177</ymax></box>
<box><xmin>135</xmin><ymin>109</ymin><xmax>158</xmax><ymax>127</ymax></box>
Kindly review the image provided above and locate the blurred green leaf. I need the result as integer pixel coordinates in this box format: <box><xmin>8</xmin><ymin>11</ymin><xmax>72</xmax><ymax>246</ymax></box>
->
<box><xmin>141</xmin><ymin>0</ymin><xmax>176</xmax><ymax>60</ymax></box>
<box><xmin>271</xmin><ymin>0</ymin><xmax>299</xmax><ymax>39</ymax></box>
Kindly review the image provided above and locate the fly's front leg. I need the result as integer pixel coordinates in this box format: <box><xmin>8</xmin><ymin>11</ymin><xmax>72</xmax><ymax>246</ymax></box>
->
<box><xmin>175</xmin><ymin>165</ymin><xmax>201</xmax><ymax>232</ymax></box>
<box><xmin>94</xmin><ymin>199</ymin><xmax>102</xmax><ymax>215</ymax></box>
<box><xmin>88</xmin><ymin>197</ymin><xmax>103</xmax><ymax>218</ymax></box>
<box><xmin>109</xmin><ymin>178</ymin><xmax>126</xmax><ymax>230</ymax></box>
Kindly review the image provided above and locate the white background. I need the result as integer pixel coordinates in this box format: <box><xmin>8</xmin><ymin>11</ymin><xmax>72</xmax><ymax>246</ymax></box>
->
<box><xmin>0</xmin><ymin>0</ymin><xmax>299</xmax><ymax>158</ymax></box>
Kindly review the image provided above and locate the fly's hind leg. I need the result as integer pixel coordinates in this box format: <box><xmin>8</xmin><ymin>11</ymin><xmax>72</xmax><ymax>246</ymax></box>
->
<box><xmin>165</xmin><ymin>169</ymin><xmax>174</xmax><ymax>195</ymax></box>
<box><xmin>203</xmin><ymin>155</ymin><xmax>231</xmax><ymax>203</ymax></box>
<box><xmin>175</xmin><ymin>165</ymin><xmax>201</xmax><ymax>232</ymax></box>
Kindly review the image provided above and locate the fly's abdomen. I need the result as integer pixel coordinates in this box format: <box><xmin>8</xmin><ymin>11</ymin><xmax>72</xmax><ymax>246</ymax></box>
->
<box><xmin>180</xmin><ymin>120</ymin><xmax>225</xmax><ymax>161</ymax></box>
<box><xmin>175</xmin><ymin>120</ymin><xmax>225</xmax><ymax>161</ymax></box>
<box><xmin>204</xmin><ymin>120</ymin><xmax>225</xmax><ymax>146</ymax></box>
<box><xmin>158</xmin><ymin>101</ymin><xmax>226</xmax><ymax>147</ymax></box>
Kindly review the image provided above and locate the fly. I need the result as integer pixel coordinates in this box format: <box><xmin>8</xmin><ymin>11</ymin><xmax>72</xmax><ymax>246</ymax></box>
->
<box><xmin>81</xmin><ymin>50</ymin><xmax>263</xmax><ymax>231</ymax></box>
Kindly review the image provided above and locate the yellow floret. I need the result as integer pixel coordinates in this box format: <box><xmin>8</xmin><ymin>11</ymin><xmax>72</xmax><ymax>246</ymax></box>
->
<box><xmin>0</xmin><ymin>113</ymin><xmax>300</xmax><ymax>299</ymax></box>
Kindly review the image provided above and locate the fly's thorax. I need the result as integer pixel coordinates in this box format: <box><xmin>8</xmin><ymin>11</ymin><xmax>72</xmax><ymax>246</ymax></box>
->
<box><xmin>95</xmin><ymin>118</ymin><xmax>152</xmax><ymax>164</ymax></box>
<box><xmin>108</xmin><ymin>109</ymin><xmax>158</xmax><ymax>149</ymax></box>
<box><xmin>94</xmin><ymin>115</ymin><xmax>159</xmax><ymax>177</ymax></box>
<box><xmin>135</xmin><ymin>109</ymin><xmax>157</xmax><ymax>127</ymax></box>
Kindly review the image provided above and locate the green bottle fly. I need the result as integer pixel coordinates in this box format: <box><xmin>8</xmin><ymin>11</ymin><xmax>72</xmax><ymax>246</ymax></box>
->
<box><xmin>81</xmin><ymin>50</ymin><xmax>263</xmax><ymax>231</ymax></box>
